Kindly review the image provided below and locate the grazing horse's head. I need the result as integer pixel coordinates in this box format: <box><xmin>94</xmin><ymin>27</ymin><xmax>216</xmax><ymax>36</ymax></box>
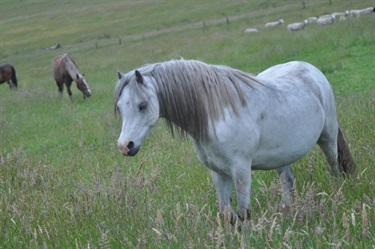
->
<box><xmin>75</xmin><ymin>74</ymin><xmax>91</xmax><ymax>98</ymax></box>
<box><xmin>114</xmin><ymin>70</ymin><xmax>160</xmax><ymax>156</ymax></box>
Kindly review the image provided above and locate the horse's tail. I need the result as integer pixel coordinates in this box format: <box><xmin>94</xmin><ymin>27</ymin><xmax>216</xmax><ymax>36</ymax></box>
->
<box><xmin>337</xmin><ymin>125</ymin><xmax>357</xmax><ymax>176</ymax></box>
<box><xmin>11</xmin><ymin>66</ymin><xmax>18</xmax><ymax>88</ymax></box>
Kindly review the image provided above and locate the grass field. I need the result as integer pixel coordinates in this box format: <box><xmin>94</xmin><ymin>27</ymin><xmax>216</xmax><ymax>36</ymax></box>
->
<box><xmin>1</xmin><ymin>0</ymin><xmax>374</xmax><ymax>248</ymax></box>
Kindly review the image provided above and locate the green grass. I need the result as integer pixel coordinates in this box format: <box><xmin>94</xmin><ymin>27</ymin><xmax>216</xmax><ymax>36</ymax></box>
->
<box><xmin>1</xmin><ymin>0</ymin><xmax>374</xmax><ymax>248</ymax></box>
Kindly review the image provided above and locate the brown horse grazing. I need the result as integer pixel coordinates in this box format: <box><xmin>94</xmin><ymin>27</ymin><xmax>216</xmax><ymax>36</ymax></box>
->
<box><xmin>0</xmin><ymin>64</ymin><xmax>18</xmax><ymax>89</ymax></box>
<box><xmin>52</xmin><ymin>54</ymin><xmax>91</xmax><ymax>99</ymax></box>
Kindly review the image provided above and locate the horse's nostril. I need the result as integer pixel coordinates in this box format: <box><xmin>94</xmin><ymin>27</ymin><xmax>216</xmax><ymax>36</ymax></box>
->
<box><xmin>127</xmin><ymin>141</ymin><xmax>134</xmax><ymax>150</ymax></box>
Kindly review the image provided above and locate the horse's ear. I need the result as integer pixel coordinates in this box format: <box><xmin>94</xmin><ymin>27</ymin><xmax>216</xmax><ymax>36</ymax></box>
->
<box><xmin>135</xmin><ymin>70</ymin><xmax>143</xmax><ymax>84</ymax></box>
<box><xmin>117</xmin><ymin>71</ymin><xmax>123</xmax><ymax>80</ymax></box>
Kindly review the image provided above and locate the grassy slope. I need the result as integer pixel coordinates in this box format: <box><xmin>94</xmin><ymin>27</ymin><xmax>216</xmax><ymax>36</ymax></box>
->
<box><xmin>0</xmin><ymin>0</ymin><xmax>374</xmax><ymax>248</ymax></box>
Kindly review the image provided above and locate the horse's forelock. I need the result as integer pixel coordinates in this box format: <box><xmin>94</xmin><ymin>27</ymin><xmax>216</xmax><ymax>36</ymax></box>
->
<box><xmin>114</xmin><ymin>72</ymin><xmax>146</xmax><ymax>115</ymax></box>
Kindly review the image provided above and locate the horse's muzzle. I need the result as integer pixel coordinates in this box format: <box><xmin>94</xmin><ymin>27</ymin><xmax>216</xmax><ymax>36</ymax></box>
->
<box><xmin>118</xmin><ymin>141</ymin><xmax>139</xmax><ymax>156</ymax></box>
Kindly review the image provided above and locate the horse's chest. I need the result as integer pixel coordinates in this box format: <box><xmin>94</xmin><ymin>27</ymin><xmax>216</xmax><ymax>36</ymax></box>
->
<box><xmin>194</xmin><ymin>143</ymin><xmax>232</xmax><ymax>175</ymax></box>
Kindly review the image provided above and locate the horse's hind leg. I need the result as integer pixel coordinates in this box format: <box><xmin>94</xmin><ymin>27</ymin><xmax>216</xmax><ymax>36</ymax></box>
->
<box><xmin>275</xmin><ymin>165</ymin><xmax>295</xmax><ymax>204</ymax></box>
<box><xmin>6</xmin><ymin>80</ymin><xmax>13</xmax><ymax>89</ymax></box>
<box><xmin>11</xmin><ymin>77</ymin><xmax>17</xmax><ymax>88</ymax></box>
<box><xmin>275</xmin><ymin>166</ymin><xmax>295</xmax><ymax>191</ymax></box>
<box><xmin>11</xmin><ymin>68</ymin><xmax>17</xmax><ymax>88</ymax></box>
<box><xmin>317</xmin><ymin>124</ymin><xmax>341</xmax><ymax>177</ymax></box>
<box><xmin>55</xmin><ymin>81</ymin><xmax>64</xmax><ymax>97</ymax></box>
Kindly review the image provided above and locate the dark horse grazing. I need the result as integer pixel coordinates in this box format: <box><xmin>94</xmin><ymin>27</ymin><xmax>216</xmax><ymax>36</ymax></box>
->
<box><xmin>52</xmin><ymin>54</ymin><xmax>91</xmax><ymax>99</ymax></box>
<box><xmin>0</xmin><ymin>64</ymin><xmax>18</xmax><ymax>89</ymax></box>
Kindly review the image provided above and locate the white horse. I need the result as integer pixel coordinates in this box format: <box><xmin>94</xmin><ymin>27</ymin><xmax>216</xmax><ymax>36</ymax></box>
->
<box><xmin>114</xmin><ymin>60</ymin><xmax>357</xmax><ymax>222</ymax></box>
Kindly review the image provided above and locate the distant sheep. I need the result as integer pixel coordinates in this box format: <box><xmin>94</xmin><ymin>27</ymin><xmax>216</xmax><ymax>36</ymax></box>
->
<box><xmin>350</xmin><ymin>7</ymin><xmax>375</xmax><ymax>17</ymax></box>
<box><xmin>332</xmin><ymin>11</ymin><xmax>349</xmax><ymax>19</ymax></box>
<box><xmin>317</xmin><ymin>15</ymin><xmax>335</xmax><ymax>25</ymax></box>
<box><xmin>244</xmin><ymin>28</ymin><xmax>259</xmax><ymax>34</ymax></box>
<box><xmin>265</xmin><ymin>19</ymin><xmax>284</xmax><ymax>27</ymax></box>
<box><xmin>305</xmin><ymin>17</ymin><xmax>318</xmax><ymax>23</ymax></box>
<box><xmin>287</xmin><ymin>22</ymin><xmax>305</xmax><ymax>31</ymax></box>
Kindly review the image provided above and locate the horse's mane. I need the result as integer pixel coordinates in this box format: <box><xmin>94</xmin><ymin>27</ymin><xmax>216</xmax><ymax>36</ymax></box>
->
<box><xmin>115</xmin><ymin>59</ymin><xmax>261</xmax><ymax>141</ymax></box>
<box><xmin>61</xmin><ymin>54</ymin><xmax>80</xmax><ymax>79</ymax></box>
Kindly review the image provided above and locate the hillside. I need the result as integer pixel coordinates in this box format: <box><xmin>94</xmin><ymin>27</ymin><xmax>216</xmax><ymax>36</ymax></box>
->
<box><xmin>0</xmin><ymin>0</ymin><xmax>374</xmax><ymax>248</ymax></box>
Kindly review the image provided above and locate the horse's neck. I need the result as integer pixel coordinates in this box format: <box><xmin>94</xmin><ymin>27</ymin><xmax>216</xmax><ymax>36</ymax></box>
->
<box><xmin>154</xmin><ymin>84</ymin><xmax>209</xmax><ymax>142</ymax></box>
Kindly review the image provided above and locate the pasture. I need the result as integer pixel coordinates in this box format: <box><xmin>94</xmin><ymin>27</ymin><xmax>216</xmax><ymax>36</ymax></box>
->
<box><xmin>0</xmin><ymin>0</ymin><xmax>374</xmax><ymax>248</ymax></box>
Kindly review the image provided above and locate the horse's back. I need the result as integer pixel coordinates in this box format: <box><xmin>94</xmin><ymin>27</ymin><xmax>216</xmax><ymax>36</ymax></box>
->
<box><xmin>258</xmin><ymin>61</ymin><xmax>327</xmax><ymax>86</ymax></box>
<box><xmin>1</xmin><ymin>63</ymin><xmax>13</xmax><ymax>69</ymax></box>
<box><xmin>256</xmin><ymin>61</ymin><xmax>337</xmax><ymax>125</ymax></box>
<box><xmin>52</xmin><ymin>54</ymin><xmax>72</xmax><ymax>81</ymax></box>
<box><xmin>0</xmin><ymin>64</ymin><xmax>14</xmax><ymax>74</ymax></box>
<box><xmin>257</xmin><ymin>61</ymin><xmax>335</xmax><ymax>106</ymax></box>
<box><xmin>0</xmin><ymin>64</ymin><xmax>16</xmax><ymax>84</ymax></box>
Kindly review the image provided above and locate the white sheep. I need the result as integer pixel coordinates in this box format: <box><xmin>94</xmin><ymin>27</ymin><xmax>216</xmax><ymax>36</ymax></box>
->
<box><xmin>350</xmin><ymin>7</ymin><xmax>375</xmax><ymax>17</ymax></box>
<box><xmin>331</xmin><ymin>11</ymin><xmax>349</xmax><ymax>19</ymax></box>
<box><xmin>287</xmin><ymin>22</ymin><xmax>305</xmax><ymax>31</ymax></box>
<box><xmin>244</xmin><ymin>28</ymin><xmax>259</xmax><ymax>34</ymax></box>
<box><xmin>317</xmin><ymin>14</ymin><xmax>335</xmax><ymax>25</ymax></box>
<box><xmin>265</xmin><ymin>19</ymin><xmax>284</xmax><ymax>27</ymax></box>
<box><xmin>305</xmin><ymin>17</ymin><xmax>318</xmax><ymax>23</ymax></box>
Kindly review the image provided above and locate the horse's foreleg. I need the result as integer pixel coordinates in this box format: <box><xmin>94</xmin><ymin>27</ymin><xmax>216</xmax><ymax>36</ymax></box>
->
<box><xmin>233</xmin><ymin>167</ymin><xmax>251</xmax><ymax>222</ymax></box>
<box><xmin>275</xmin><ymin>165</ymin><xmax>295</xmax><ymax>204</ymax></box>
<box><xmin>210</xmin><ymin>171</ymin><xmax>233</xmax><ymax>221</ymax></box>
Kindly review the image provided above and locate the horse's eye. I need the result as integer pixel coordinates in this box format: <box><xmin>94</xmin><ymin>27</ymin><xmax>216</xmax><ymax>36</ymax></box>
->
<box><xmin>139</xmin><ymin>102</ymin><xmax>147</xmax><ymax>111</ymax></box>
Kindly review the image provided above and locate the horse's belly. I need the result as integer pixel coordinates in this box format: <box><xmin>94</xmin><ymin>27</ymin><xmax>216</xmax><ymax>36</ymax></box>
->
<box><xmin>252</xmin><ymin>142</ymin><xmax>315</xmax><ymax>169</ymax></box>
<box><xmin>252</xmin><ymin>109</ymin><xmax>324</xmax><ymax>169</ymax></box>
